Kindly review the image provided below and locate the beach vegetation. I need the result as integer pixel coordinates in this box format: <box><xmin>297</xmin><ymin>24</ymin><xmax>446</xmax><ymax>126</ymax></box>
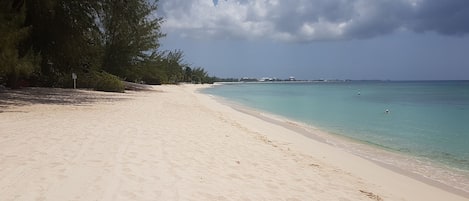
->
<box><xmin>0</xmin><ymin>0</ymin><xmax>214</xmax><ymax>91</ymax></box>
<box><xmin>0</xmin><ymin>0</ymin><xmax>41</xmax><ymax>89</ymax></box>
<box><xmin>59</xmin><ymin>71</ymin><xmax>124</xmax><ymax>92</ymax></box>
<box><xmin>94</xmin><ymin>72</ymin><xmax>125</xmax><ymax>93</ymax></box>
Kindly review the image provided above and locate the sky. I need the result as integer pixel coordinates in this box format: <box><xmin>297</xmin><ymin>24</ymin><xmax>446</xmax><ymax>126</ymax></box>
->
<box><xmin>157</xmin><ymin>0</ymin><xmax>469</xmax><ymax>80</ymax></box>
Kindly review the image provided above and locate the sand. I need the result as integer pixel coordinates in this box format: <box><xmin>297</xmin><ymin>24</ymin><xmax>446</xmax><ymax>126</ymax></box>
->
<box><xmin>0</xmin><ymin>85</ymin><xmax>468</xmax><ymax>201</ymax></box>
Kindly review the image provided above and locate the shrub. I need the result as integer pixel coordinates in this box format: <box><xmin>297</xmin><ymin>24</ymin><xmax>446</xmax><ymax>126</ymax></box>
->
<box><xmin>94</xmin><ymin>72</ymin><xmax>125</xmax><ymax>93</ymax></box>
<box><xmin>43</xmin><ymin>71</ymin><xmax>125</xmax><ymax>92</ymax></box>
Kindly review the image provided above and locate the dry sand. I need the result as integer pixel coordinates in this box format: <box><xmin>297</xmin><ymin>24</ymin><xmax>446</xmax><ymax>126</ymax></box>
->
<box><xmin>0</xmin><ymin>85</ymin><xmax>468</xmax><ymax>201</ymax></box>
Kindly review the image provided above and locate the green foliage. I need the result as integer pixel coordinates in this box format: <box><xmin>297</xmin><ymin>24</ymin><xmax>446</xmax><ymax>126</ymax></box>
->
<box><xmin>139</xmin><ymin>62</ymin><xmax>166</xmax><ymax>85</ymax></box>
<box><xmin>118</xmin><ymin>50</ymin><xmax>214</xmax><ymax>85</ymax></box>
<box><xmin>135</xmin><ymin>49</ymin><xmax>214</xmax><ymax>85</ymax></box>
<box><xmin>0</xmin><ymin>1</ymin><xmax>41</xmax><ymax>88</ymax></box>
<box><xmin>25</xmin><ymin>0</ymin><xmax>103</xmax><ymax>85</ymax></box>
<box><xmin>191</xmin><ymin>67</ymin><xmax>214</xmax><ymax>84</ymax></box>
<box><xmin>94</xmin><ymin>72</ymin><xmax>124</xmax><ymax>93</ymax></box>
<box><xmin>1</xmin><ymin>0</ymin><xmax>213</xmax><ymax>91</ymax></box>
<box><xmin>54</xmin><ymin>71</ymin><xmax>124</xmax><ymax>92</ymax></box>
<box><xmin>101</xmin><ymin>0</ymin><xmax>165</xmax><ymax>78</ymax></box>
<box><xmin>213</xmin><ymin>77</ymin><xmax>239</xmax><ymax>82</ymax></box>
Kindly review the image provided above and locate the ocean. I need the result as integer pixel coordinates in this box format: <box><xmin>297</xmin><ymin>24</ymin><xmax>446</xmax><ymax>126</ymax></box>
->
<box><xmin>203</xmin><ymin>80</ymin><xmax>469</xmax><ymax>191</ymax></box>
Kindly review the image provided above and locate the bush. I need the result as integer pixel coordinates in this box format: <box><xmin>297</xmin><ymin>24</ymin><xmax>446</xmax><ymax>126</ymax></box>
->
<box><xmin>69</xmin><ymin>71</ymin><xmax>124</xmax><ymax>93</ymax></box>
<box><xmin>142</xmin><ymin>73</ymin><xmax>165</xmax><ymax>85</ymax></box>
<box><xmin>32</xmin><ymin>71</ymin><xmax>125</xmax><ymax>92</ymax></box>
<box><xmin>94</xmin><ymin>72</ymin><xmax>125</xmax><ymax>93</ymax></box>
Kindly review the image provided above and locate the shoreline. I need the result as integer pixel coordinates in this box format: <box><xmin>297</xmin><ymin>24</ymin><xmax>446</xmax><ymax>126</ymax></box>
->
<box><xmin>219</xmin><ymin>99</ymin><xmax>469</xmax><ymax>198</ymax></box>
<box><xmin>1</xmin><ymin>85</ymin><xmax>468</xmax><ymax>200</ymax></box>
<box><xmin>202</xmin><ymin>86</ymin><xmax>469</xmax><ymax>199</ymax></box>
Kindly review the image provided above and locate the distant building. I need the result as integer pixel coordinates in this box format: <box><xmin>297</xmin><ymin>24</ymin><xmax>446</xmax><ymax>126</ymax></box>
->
<box><xmin>289</xmin><ymin>76</ymin><xmax>296</xmax><ymax>81</ymax></box>
<box><xmin>260</xmin><ymin>77</ymin><xmax>277</xmax><ymax>82</ymax></box>
<box><xmin>240</xmin><ymin>77</ymin><xmax>259</xmax><ymax>82</ymax></box>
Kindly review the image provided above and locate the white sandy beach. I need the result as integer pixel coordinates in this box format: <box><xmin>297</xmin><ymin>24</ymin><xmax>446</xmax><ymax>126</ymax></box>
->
<box><xmin>0</xmin><ymin>85</ymin><xmax>468</xmax><ymax>201</ymax></box>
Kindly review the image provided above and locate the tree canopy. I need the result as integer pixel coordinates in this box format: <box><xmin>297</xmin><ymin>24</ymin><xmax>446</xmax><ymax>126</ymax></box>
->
<box><xmin>0</xmin><ymin>0</ymin><xmax>214</xmax><ymax>91</ymax></box>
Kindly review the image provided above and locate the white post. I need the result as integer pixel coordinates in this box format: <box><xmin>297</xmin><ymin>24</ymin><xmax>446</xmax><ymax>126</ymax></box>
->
<box><xmin>72</xmin><ymin>73</ymin><xmax>77</xmax><ymax>89</ymax></box>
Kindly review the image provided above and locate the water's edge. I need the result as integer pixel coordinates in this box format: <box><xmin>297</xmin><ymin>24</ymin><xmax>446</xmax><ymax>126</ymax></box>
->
<box><xmin>203</xmin><ymin>90</ymin><xmax>469</xmax><ymax>198</ymax></box>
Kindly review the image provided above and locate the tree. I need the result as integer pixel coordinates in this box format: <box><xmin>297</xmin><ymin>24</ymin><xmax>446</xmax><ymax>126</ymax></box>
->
<box><xmin>100</xmin><ymin>0</ymin><xmax>164</xmax><ymax>79</ymax></box>
<box><xmin>1</xmin><ymin>0</ymin><xmax>211</xmax><ymax>90</ymax></box>
<box><xmin>0</xmin><ymin>0</ymin><xmax>40</xmax><ymax>88</ymax></box>
<box><xmin>24</xmin><ymin>0</ymin><xmax>103</xmax><ymax>86</ymax></box>
<box><xmin>192</xmin><ymin>67</ymin><xmax>210</xmax><ymax>84</ymax></box>
<box><xmin>183</xmin><ymin>66</ymin><xmax>192</xmax><ymax>83</ymax></box>
<box><xmin>164</xmin><ymin>50</ymin><xmax>186</xmax><ymax>83</ymax></box>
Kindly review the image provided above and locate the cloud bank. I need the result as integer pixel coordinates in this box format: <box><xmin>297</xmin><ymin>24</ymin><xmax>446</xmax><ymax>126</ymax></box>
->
<box><xmin>160</xmin><ymin>0</ymin><xmax>469</xmax><ymax>42</ymax></box>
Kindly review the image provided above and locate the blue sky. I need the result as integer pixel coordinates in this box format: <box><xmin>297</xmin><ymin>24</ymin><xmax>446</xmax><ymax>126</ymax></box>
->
<box><xmin>158</xmin><ymin>0</ymin><xmax>469</xmax><ymax>80</ymax></box>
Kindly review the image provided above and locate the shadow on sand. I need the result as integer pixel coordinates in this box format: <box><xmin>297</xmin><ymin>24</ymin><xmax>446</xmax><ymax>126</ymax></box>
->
<box><xmin>0</xmin><ymin>87</ymin><xmax>130</xmax><ymax>111</ymax></box>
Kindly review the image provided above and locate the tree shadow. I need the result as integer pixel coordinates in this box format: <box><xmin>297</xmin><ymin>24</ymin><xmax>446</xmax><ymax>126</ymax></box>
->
<box><xmin>0</xmin><ymin>87</ymin><xmax>130</xmax><ymax>111</ymax></box>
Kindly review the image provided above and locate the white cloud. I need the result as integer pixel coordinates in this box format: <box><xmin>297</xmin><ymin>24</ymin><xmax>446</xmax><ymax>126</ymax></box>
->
<box><xmin>159</xmin><ymin>0</ymin><xmax>469</xmax><ymax>42</ymax></box>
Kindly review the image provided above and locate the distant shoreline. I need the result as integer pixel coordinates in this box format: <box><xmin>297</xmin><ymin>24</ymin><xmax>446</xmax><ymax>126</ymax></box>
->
<box><xmin>213</xmin><ymin>79</ymin><xmax>469</xmax><ymax>84</ymax></box>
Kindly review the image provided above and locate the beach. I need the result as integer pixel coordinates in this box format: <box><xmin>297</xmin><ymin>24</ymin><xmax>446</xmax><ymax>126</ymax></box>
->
<box><xmin>0</xmin><ymin>85</ymin><xmax>468</xmax><ymax>201</ymax></box>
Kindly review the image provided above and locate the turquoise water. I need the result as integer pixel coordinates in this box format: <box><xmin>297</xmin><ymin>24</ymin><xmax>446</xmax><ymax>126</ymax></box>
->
<box><xmin>204</xmin><ymin>81</ymin><xmax>469</xmax><ymax>172</ymax></box>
